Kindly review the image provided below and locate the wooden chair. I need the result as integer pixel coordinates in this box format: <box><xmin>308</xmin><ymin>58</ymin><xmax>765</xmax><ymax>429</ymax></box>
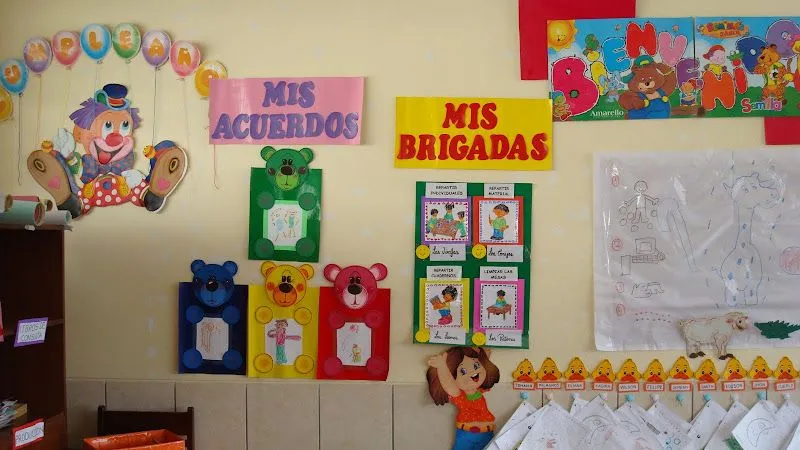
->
<box><xmin>96</xmin><ymin>405</ymin><xmax>195</xmax><ymax>449</ymax></box>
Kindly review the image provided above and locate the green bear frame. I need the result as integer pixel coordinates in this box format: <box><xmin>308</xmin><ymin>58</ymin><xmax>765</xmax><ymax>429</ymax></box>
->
<box><xmin>249</xmin><ymin>146</ymin><xmax>322</xmax><ymax>262</ymax></box>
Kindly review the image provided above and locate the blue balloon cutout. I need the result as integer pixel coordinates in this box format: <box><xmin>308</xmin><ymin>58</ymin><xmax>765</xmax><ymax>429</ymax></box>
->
<box><xmin>80</xmin><ymin>24</ymin><xmax>111</xmax><ymax>61</ymax></box>
<box><xmin>0</xmin><ymin>59</ymin><xmax>29</xmax><ymax>95</ymax></box>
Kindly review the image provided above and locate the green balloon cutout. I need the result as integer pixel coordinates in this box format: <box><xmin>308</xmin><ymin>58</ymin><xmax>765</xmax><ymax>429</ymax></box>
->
<box><xmin>112</xmin><ymin>23</ymin><xmax>142</xmax><ymax>61</ymax></box>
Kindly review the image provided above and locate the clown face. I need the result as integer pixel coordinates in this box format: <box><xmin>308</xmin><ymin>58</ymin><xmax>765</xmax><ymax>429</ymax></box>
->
<box><xmin>74</xmin><ymin>109</ymin><xmax>135</xmax><ymax>165</ymax></box>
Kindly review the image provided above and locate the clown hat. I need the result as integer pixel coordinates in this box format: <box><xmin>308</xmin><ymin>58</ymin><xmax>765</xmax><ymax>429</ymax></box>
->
<box><xmin>622</xmin><ymin>55</ymin><xmax>655</xmax><ymax>83</ymax></box>
<box><xmin>95</xmin><ymin>84</ymin><xmax>130</xmax><ymax>110</ymax></box>
<box><xmin>144</xmin><ymin>140</ymin><xmax>177</xmax><ymax>159</ymax></box>
<box><xmin>703</xmin><ymin>44</ymin><xmax>725</xmax><ymax>60</ymax></box>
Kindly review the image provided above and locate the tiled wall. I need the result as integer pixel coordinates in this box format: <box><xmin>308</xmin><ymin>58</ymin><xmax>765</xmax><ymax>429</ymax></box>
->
<box><xmin>66</xmin><ymin>379</ymin><xmax>780</xmax><ymax>450</ymax></box>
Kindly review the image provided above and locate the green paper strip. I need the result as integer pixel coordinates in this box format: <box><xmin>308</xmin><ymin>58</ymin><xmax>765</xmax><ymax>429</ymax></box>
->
<box><xmin>0</xmin><ymin>200</ymin><xmax>44</xmax><ymax>226</ymax></box>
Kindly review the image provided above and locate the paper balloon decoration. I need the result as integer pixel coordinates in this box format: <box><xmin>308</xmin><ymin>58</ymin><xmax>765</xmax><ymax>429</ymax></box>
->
<box><xmin>0</xmin><ymin>59</ymin><xmax>29</xmax><ymax>95</ymax></box>
<box><xmin>80</xmin><ymin>24</ymin><xmax>111</xmax><ymax>61</ymax></box>
<box><xmin>142</xmin><ymin>30</ymin><xmax>171</xmax><ymax>68</ymax></box>
<box><xmin>194</xmin><ymin>60</ymin><xmax>228</xmax><ymax>97</ymax></box>
<box><xmin>0</xmin><ymin>87</ymin><xmax>12</xmax><ymax>122</ymax></box>
<box><xmin>112</xmin><ymin>23</ymin><xmax>142</xmax><ymax>60</ymax></box>
<box><xmin>23</xmin><ymin>37</ymin><xmax>53</xmax><ymax>74</ymax></box>
<box><xmin>170</xmin><ymin>41</ymin><xmax>201</xmax><ymax>78</ymax></box>
<box><xmin>51</xmin><ymin>31</ymin><xmax>81</xmax><ymax>67</ymax></box>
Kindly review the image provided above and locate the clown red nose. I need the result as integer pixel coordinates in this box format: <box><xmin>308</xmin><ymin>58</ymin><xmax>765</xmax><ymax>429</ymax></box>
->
<box><xmin>105</xmin><ymin>132</ymin><xmax>123</xmax><ymax>147</ymax></box>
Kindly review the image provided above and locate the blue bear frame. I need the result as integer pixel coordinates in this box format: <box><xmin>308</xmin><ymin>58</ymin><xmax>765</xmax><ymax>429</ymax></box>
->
<box><xmin>178</xmin><ymin>259</ymin><xmax>248</xmax><ymax>375</ymax></box>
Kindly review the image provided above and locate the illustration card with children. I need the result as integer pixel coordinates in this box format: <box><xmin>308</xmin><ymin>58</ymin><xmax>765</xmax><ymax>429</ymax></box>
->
<box><xmin>421</xmin><ymin>198</ymin><xmax>471</xmax><ymax>245</ymax></box>
<box><xmin>419</xmin><ymin>278</ymin><xmax>471</xmax><ymax>345</ymax></box>
<box><xmin>473</xmin><ymin>278</ymin><xmax>526</xmax><ymax>347</ymax></box>
<box><xmin>413</xmin><ymin>182</ymin><xmax>532</xmax><ymax>349</ymax></box>
<box><xmin>473</xmin><ymin>196</ymin><xmax>523</xmax><ymax>245</ymax></box>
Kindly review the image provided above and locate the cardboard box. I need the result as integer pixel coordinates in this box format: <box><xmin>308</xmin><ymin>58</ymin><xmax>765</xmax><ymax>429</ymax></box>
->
<box><xmin>83</xmin><ymin>429</ymin><xmax>185</xmax><ymax>450</ymax></box>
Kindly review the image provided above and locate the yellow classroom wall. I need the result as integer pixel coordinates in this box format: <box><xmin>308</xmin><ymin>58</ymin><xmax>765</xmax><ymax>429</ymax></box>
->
<box><xmin>1</xmin><ymin>0</ymin><xmax>799</xmax><ymax>383</ymax></box>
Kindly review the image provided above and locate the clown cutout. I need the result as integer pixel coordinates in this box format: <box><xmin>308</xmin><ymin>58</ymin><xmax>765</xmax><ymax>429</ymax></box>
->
<box><xmin>27</xmin><ymin>84</ymin><xmax>187</xmax><ymax>218</ymax></box>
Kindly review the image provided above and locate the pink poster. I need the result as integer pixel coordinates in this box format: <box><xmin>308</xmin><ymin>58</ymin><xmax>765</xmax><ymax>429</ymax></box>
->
<box><xmin>209</xmin><ymin>77</ymin><xmax>364</xmax><ymax>145</ymax></box>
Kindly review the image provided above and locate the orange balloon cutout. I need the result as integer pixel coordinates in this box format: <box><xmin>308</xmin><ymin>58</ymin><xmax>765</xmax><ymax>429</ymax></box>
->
<box><xmin>0</xmin><ymin>87</ymin><xmax>12</xmax><ymax>122</ymax></box>
<box><xmin>194</xmin><ymin>60</ymin><xmax>228</xmax><ymax>98</ymax></box>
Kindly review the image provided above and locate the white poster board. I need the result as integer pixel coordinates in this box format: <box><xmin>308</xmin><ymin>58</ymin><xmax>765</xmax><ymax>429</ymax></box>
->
<box><xmin>594</xmin><ymin>149</ymin><xmax>800</xmax><ymax>351</ymax></box>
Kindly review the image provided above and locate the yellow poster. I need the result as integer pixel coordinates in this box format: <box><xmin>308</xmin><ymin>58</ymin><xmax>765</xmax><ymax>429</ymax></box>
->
<box><xmin>395</xmin><ymin>97</ymin><xmax>553</xmax><ymax>171</ymax></box>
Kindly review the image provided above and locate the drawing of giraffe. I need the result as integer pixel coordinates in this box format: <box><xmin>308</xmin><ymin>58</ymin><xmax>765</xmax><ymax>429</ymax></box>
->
<box><xmin>720</xmin><ymin>172</ymin><xmax>780</xmax><ymax>307</ymax></box>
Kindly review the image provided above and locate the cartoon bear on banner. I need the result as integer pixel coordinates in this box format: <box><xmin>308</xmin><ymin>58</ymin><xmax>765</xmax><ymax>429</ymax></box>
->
<box><xmin>27</xmin><ymin>83</ymin><xmax>187</xmax><ymax>218</ymax></box>
<box><xmin>619</xmin><ymin>55</ymin><xmax>678</xmax><ymax>119</ymax></box>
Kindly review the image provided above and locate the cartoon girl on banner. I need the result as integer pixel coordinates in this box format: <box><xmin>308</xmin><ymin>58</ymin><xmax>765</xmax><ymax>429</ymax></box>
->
<box><xmin>27</xmin><ymin>83</ymin><xmax>188</xmax><ymax>218</ymax></box>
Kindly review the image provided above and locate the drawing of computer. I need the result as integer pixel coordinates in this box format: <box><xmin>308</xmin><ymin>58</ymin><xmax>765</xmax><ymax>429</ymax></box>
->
<box><xmin>621</xmin><ymin>238</ymin><xmax>665</xmax><ymax>275</ymax></box>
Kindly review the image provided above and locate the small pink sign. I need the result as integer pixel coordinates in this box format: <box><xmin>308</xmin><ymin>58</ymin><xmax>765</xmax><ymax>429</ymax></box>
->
<box><xmin>209</xmin><ymin>77</ymin><xmax>364</xmax><ymax>145</ymax></box>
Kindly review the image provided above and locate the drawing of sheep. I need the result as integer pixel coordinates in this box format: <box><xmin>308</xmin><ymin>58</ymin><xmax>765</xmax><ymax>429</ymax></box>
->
<box><xmin>677</xmin><ymin>312</ymin><xmax>749</xmax><ymax>360</ymax></box>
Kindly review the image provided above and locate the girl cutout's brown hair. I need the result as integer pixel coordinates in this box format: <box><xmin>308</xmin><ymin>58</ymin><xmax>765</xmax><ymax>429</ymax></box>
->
<box><xmin>427</xmin><ymin>346</ymin><xmax>500</xmax><ymax>405</ymax></box>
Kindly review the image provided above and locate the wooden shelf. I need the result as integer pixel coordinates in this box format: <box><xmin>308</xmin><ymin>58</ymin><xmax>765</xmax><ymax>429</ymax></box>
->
<box><xmin>0</xmin><ymin>412</ymin><xmax>66</xmax><ymax>450</ymax></box>
<box><xmin>0</xmin><ymin>229</ymin><xmax>66</xmax><ymax>449</ymax></box>
<box><xmin>0</xmin><ymin>224</ymin><xmax>71</xmax><ymax>231</ymax></box>
<box><xmin>2</xmin><ymin>319</ymin><xmax>64</xmax><ymax>339</ymax></box>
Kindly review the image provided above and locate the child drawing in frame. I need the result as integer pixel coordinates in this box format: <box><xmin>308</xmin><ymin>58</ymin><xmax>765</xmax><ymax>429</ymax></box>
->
<box><xmin>487</xmin><ymin>204</ymin><xmax>509</xmax><ymax>240</ymax></box>
<box><xmin>286</xmin><ymin>210</ymin><xmax>297</xmax><ymax>239</ymax></box>
<box><xmin>267</xmin><ymin>319</ymin><xmax>300</xmax><ymax>365</ymax></box>
<box><xmin>430</xmin><ymin>285</ymin><xmax>458</xmax><ymax>326</ymax></box>
<box><xmin>273</xmin><ymin>214</ymin><xmax>286</xmax><ymax>240</ymax></box>
<box><xmin>427</xmin><ymin>346</ymin><xmax>500</xmax><ymax>450</ymax></box>
<box><xmin>455</xmin><ymin>211</ymin><xmax>467</xmax><ymax>238</ymax></box>
<box><xmin>352</xmin><ymin>343</ymin><xmax>362</xmax><ymax>363</ymax></box>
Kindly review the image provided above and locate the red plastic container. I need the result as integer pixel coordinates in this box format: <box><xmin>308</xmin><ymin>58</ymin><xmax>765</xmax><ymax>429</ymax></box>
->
<box><xmin>82</xmin><ymin>429</ymin><xmax>185</xmax><ymax>450</ymax></box>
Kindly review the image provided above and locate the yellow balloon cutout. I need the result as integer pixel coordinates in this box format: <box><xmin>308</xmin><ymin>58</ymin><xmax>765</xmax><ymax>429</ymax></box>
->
<box><xmin>194</xmin><ymin>60</ymin><xmax>228</xmax><ymax>98</ymax></box>
<box><xmin>0</xmin><ymin>87</ymin><xmax>13</xmax><ymax>122</ymax></box>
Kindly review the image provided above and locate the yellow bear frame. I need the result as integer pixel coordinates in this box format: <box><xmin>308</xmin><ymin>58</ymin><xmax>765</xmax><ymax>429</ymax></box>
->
<box><xmin>247</xmin><ymin>262</ymin><xmax>319</xmax><ymax>378</ymax></box>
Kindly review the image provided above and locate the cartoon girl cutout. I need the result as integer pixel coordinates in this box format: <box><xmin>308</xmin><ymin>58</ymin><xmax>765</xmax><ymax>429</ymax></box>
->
<box><xmin>352</xmin><ymin>344</ymin><xmax>362</xmax><ymax>363</ymax></box>
<box><xmin>430</xmin><ymin>285</ymin><xmax>458</xmax><ymax>326</ymax></box>
<box><xmin>267</xmin><ymin>319</ymin><xmax>301</xmax><ymax>365</ymax></box>
<box><xmin>427</xmin><ymin>347</ymin><xmax>500</xmax><ymax>450</ymax></box>
<box><xmin>455</xmin><ymin>211</ymin><xmax>467</xmax><ymax>238</ymax></box>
